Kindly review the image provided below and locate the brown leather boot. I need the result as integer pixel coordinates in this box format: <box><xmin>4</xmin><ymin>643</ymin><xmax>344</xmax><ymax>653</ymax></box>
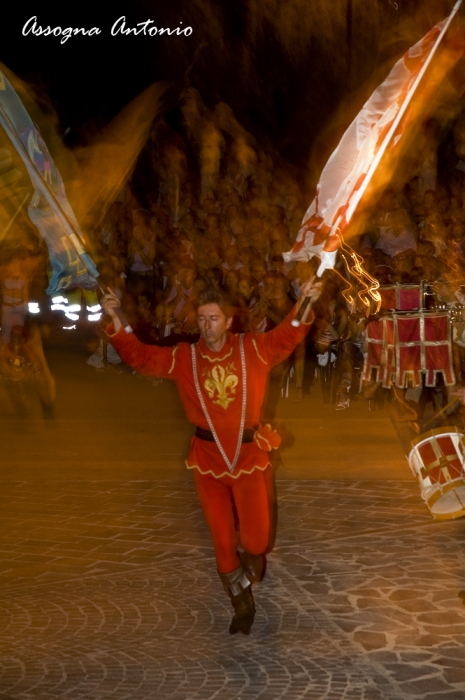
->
<box><xmin>238</xmin><ymin>549</ymin><xmax>265</xmax><ymax>584</ymax></box>
<box><xmin>219</xmin><ymin>565</ymin><xmax>255</xmax><ymax>635</ymax></box>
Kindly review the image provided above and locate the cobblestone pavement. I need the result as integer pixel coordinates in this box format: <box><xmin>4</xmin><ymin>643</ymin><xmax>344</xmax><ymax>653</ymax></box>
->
<box><xmin>1</xmin><ymin>478</ymin><xmax>465</xmax><ymax>699</ymax></box>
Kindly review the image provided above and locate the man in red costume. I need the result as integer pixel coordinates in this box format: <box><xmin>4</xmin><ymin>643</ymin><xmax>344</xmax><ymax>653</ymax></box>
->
<box><xmin>102</xmin><ymin>279</ymin><xmax>321</xmax><ymax>634</ymax></box>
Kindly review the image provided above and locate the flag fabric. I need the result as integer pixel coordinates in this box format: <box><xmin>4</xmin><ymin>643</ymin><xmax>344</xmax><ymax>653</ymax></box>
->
<box><xmin>378</xmin><ymin>284</ymin><xmax>422</xmax><ymax>312</ymax></box>
<box><xmin>363</xmin><ymin>312</ymin><xmax>455</xmax><ymax>388</ymax></box>
<box><xmin>0</xmin><ymin>68</ymin><xmax>99</xmax><ymax>295</ymax></box>
<box><xmin>283</xmin><ymin>1</ymin><xmax>464</xmax><ymax>275</ymax></box>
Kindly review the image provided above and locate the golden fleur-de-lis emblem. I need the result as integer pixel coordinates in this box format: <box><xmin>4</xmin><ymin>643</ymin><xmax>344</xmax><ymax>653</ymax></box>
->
<box><xmin>203</xmin><ymin>363</ymin><xmax>238</xmax><ymax>409</ymax></box>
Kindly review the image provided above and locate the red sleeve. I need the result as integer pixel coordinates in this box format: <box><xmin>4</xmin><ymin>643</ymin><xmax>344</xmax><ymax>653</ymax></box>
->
<box><xmin>249</xmin><ymin>306</ymin><xmax>314</xmax><ymax>368</ymax></box>
<box><xmin>106</xmin><ymin>325</ymin><xmax>181</xmax><ymax>379</ymax></box>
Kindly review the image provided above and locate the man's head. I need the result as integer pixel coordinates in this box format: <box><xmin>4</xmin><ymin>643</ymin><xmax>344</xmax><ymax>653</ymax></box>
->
<box><xmin>271</xmin><ymin>254</ymin><xmax>285</xmax><ymax>273</ymax></box>
<box><xmin>224</xmin><ymin>269</ymin><xmax>240</xmax><ymax>295</ymax></box>
<box><xmin>392</xmin><ymin>252</ymin><xmax>414</xmax><ymax>275</ymax></box>
<box><xmin>132</xmin><ymin>225</ymin><xmax>145</xmax><ymax>243</ymax></box>
<box><xmin>195</xmin><ymin>288</ymin><xmax>233</xmax><ymax>350</ymax></box>
<box><xmin>137</xmin><ymin>293</ymin><xmax>152</xmax><ymax>311</ymax></box>
<box><xmin>205</xmin><ymin>248</ymin><xmax>222</xmax><ymax>269</ymax></box>
<box><xmin>204</xmin><ymin>214</ymin><xmax>220</xmax><ymax>238</ymax></box>
<box><xmin>250</xmin><ymin>259</ymin><xmax>267</xmax><ymax>284</ymax></box>
<box><xmin>263</xmin><ymin>270</ymin><xmax>290</xmax><ymax>299</ymax></box>
<box><xmin>274</xmin><ymin>274</ymin><xmax>291</xmax><ymax>298</ymax></box>
<box><xmin>237</xmin><ymin>275</ymin><xmax>255</xmax><ymax>300</ymax></box>
<box><xmin>178</xmin><ymin>265</ymin><xmax>197</xmax><ymax>290</ymax></box>
<box><xmin>224</xmin><ymin>245</ymin><xmax>239</xmax><ymax>268</ymax></box>
<box><xmin>205</xmin><ymin>266</ymin><xmax>223</xmax><ymax>289</ymax></box>
<box><xmin>240</xmin><ymin>246</ymin><xmax>260</xmax><ymax>266</ymax></box>
<box><xmin>263</xmin><ymin>271</ymin><xmax>277</xmax><ymax>299</ymax></box>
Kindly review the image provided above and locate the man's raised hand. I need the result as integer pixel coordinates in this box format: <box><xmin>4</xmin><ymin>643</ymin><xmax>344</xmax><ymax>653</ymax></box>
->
<box><xmin>101</xmin><ymin>288</ymin><xmax>123</xmax><ymax>332</ymax></box>
<box><xmin>293</xmin><ymin>276</ymin><xmax>323</xmax><ymax>326</ymax></box>
<box><xmin>300</xmin><ymin>276</ymin><xmax>323</xmax><ymax>306</ymax></box>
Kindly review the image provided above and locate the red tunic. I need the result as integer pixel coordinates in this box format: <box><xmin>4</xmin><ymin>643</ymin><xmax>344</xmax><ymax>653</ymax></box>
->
<box><xmin>107</xmin><ymin>308</ymin><xmax>313</xmax><ymax>479</ymax></box>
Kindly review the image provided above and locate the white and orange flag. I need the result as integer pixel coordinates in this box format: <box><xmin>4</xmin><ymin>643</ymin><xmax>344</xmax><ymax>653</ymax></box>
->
<box><xmin>284</xmin><ymin>0</ymin><xmax>465</xmax><ymax>278</ymax></box>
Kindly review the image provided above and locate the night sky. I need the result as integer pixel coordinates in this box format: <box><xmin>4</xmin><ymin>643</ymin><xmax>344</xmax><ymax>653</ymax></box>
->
<box><xmin>0</xmin><ymin>1</ymin><xmax>457</xmax><ymax>168</ymax></box>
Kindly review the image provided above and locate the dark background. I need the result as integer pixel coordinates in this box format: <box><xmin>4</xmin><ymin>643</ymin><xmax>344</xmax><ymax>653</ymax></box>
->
<box><xmin>0</xmin><ymin>0</ymin><xmax>457</xmax><ymax>168</ymax></box>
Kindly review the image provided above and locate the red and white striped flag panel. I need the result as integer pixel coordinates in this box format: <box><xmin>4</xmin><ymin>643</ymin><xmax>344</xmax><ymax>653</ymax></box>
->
<box><xmin>284</xmin><ymin>3</ymin><xmax>463</xmax><ymax>274</ymax></box>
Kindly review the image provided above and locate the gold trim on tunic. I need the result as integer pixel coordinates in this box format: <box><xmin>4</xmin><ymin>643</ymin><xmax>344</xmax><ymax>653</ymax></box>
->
<box><xmin>199</xmin><ymin>347</ymin><xmax>234</xmax><ymax>363</ymax></box>
<box><xmin>252</xmin><ymin>339</ymin><xmax>268</xmax><ymax>365</ymax></box>
<box><xmin>168</xmin><ymin>345</ymin><xmax>178</xmax><ymax>374</ymax></box>
<box><xmin>186</xmin><ymin>461</ymin><xmax>271</xmax><ymax>480</ymax></box>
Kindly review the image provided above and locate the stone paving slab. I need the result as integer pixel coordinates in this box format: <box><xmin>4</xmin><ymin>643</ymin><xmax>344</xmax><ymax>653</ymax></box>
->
<box><xmin>1</xmin><ymin>479</ymin><xmax>465</xmax><ymax>699</ymax></box>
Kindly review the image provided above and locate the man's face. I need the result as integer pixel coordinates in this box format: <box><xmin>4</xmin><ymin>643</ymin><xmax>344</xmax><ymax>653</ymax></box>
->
<box><xmin>393</xmin><ymin>255</ymin><xmax>413</xmax><ymax>273</ymax></box>
<box><xmin>205</xmin><ymin>215</ymin><xmax>219</xmax><ymax>235</ymax></box>
<box><xmin>251</xmin><ymin>262</ymin><xmax>266</xmax><ymax>283</ymax></box>
<box><xmin>224</xmin><ymin>272</ymin><xmax>239</xmax><ymax>292</ymax></box>
<box><xmin>225</xmin><ymin>246</ymin><xmax>238</xmax><ymax>266</ymax></box>
<box><xmin>424</xmin><ymin>191</ymin><xmax>436</xmax><ymax>209</ymax></box>
<box><xmin>194</xmin><ymin>277</ymin><xmax>208</xmax><ymax>296</ymax></box>
<box><xmin>197</xmin><ymin>303</ymin><xmax>232</xmax><ymax>348</ymax></box>
<box><xmin>238</xmin><ymin>279</ymin><xmax>251</xmax><ymax>298</ymax></box>
<box><xmin>179</xmin><ymin>268</ymin><xmax>195</xmax><ymax>289</ymax></box>
<box><xmin>263</xmin><ymin>277</ymin><xmax>276</xmax><ymax>298</ymax></box>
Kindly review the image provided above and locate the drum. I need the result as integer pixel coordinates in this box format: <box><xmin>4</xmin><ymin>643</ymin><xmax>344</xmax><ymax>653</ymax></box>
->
<box><xmin>408</xmin><ymin>427</ymin><xmax>465</xmax><ymax>520</ymax></box>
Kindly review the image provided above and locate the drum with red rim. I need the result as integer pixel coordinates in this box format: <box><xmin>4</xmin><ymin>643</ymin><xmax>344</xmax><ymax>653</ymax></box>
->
<box><xmin>408</xmin><ymin>427</ymin><xmax>465</xmax><ymax>520</ymax></box>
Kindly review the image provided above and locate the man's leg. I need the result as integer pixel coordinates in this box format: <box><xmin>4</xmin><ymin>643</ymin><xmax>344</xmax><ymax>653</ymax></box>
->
<box><xmin>193</xmin><ymin>469</ymin><xmax>240</xmax><ymax>573</ymax></box>
<box><xmin>263</xmin><ymin>465</ymin><xmax>277</xmax><ymax>554</ymax></box>
<box><xmin>232</xmin><ymin>468</ymin><xmax>271</xmax><ymax>583</ymax></box>
<box><xmin>193</xmin><ymin>470</ymin><xmax>255</xmax><ymax>635</ymax></box>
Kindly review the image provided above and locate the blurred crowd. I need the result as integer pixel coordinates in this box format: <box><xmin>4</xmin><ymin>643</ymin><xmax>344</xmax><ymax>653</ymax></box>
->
<box><xmin>5</xmin><ymin>89</ymin><xmax>465</xmax><ymax>423</ymax></box>
<box><xmin>87</xmin><ymin>95</ymin><xmax>465</xmax><ymax>423</ymax></box>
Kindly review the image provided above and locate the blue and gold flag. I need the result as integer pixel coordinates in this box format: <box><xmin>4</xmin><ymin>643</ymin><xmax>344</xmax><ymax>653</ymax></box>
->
<box><xmin>0</xmin><ymin>67</ymin><xmax>99</xmax><ymax>295</ymax></box>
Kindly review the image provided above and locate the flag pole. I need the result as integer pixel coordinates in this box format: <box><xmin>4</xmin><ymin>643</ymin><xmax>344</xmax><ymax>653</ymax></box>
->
<box><xmin>0</xmin><ymin>106</ymin><xmax>94</xmax><ymax>267</ymax></box>
<box><xmin>0</xmin><ymin>192</ymin><xmax>29</xmax><ymax>242</ymax></box>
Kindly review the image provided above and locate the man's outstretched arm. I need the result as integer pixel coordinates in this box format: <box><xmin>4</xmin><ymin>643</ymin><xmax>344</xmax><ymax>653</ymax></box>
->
<box><xmin>251</xmin><ymin>276</ymin><xmax>323</xmax><ymax>367</ymax></box>
<box><xmin>101</xmin><ymin>289</ymin><xmax>179</xmax><ymax>379</ymax></box>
